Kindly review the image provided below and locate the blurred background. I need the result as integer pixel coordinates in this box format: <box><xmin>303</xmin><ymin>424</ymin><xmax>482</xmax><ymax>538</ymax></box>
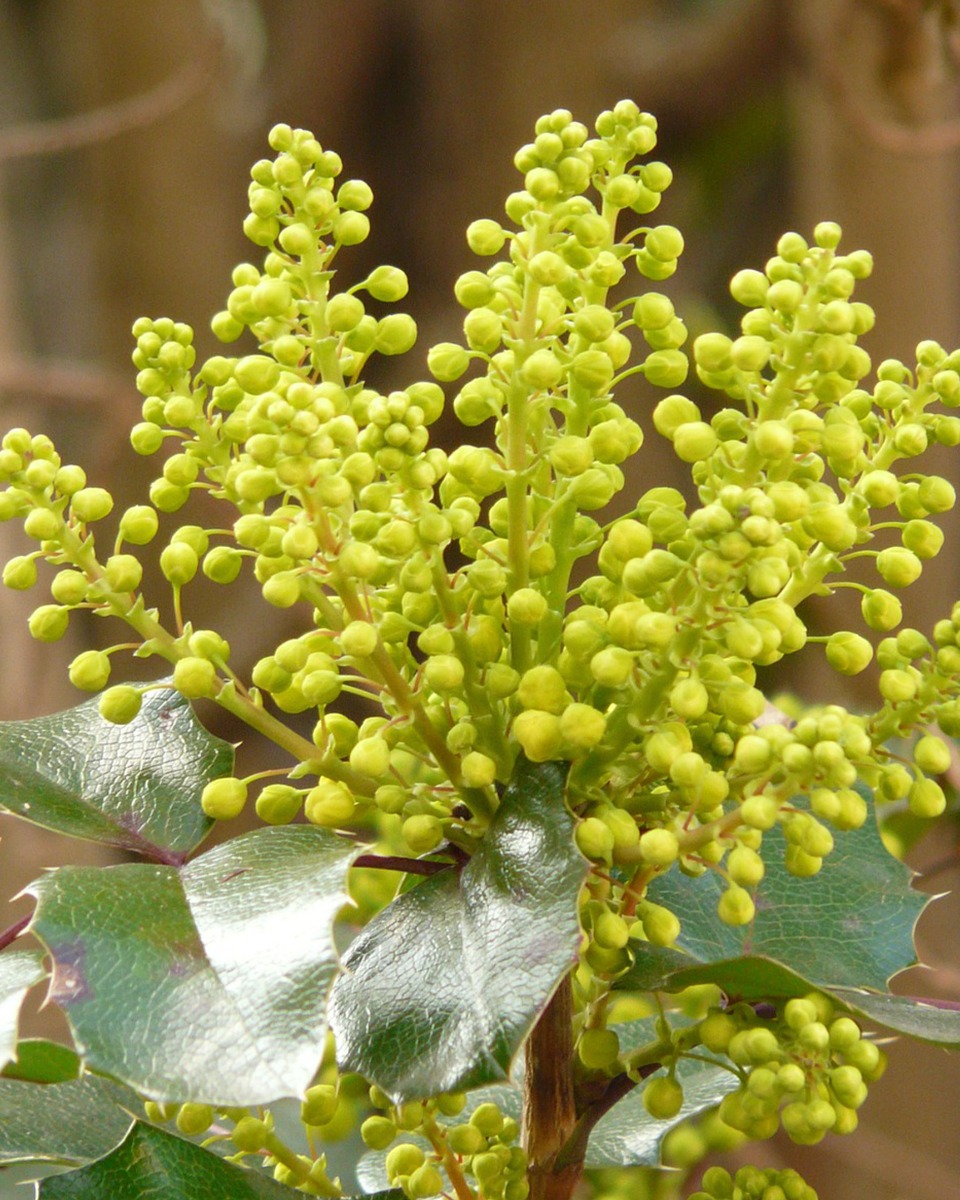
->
<box><xmin>0</xmin><ymin>1</ymin><xmax>959</xmax><ymax>1197</ymax></box>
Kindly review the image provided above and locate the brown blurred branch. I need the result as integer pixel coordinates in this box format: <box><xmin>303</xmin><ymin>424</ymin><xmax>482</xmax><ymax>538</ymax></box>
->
<box><xmin>0</xmin><ymin>27</ymin><xmax>222</xmax><ymax>162</ymax></box>
<box><xmin>0</xmin><ymin>357</ymin><xmax>130</xmax><ymax>409</ymax></box>
<box><xmin>816</xmin><ymin>0</ymin><xmax>960</xmax><ymax>153</ymax></box>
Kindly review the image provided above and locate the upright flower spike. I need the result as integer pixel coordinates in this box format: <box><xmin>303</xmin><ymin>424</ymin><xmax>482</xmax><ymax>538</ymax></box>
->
<box><xmin>1</xmin><ymin>101</ymin><xmax>960</xmax><ymax>1200</ymax></box>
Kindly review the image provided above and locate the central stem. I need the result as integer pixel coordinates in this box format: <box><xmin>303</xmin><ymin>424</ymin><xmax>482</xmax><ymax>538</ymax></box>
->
<box><xmin>522</xmin><ymin>972</ymin><xmax>580</xmax><ymax>1200</ymax></box>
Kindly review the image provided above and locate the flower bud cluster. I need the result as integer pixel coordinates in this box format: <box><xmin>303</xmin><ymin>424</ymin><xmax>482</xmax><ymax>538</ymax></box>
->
<box><xmin>697</xmin><ymin>994</ymin><xmax>885</xmax><ymax>1146</ymax></box>
<box><xmin>690</xmin><ymin>1164</ymin><xmax>817</xmax><ymax>1200</ymax></box>
<box><xmin>4</xmin><ymin>107</ymin><xmax>960</xmax><ymax>962</ymax></box>
<box><xmin>143</xmin><ymin>1091</ymin><xmax>347</xmax><ymax>1195</ymax></box>
<box><xmin>368</xmin><ymin>1090</ymin><xmax>527</xmax><ymax>1200</ymax></box>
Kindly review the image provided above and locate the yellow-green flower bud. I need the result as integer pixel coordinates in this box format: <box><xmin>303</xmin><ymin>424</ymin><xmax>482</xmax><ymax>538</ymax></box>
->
<box><xmin>644</xmin><ymin>349</ymin><xmax>688</xmax><ymax>388</ymax></box>
<box><xmin>103</xmin><ymin>554</ymin><xmax>143</xmax><ymax>593</ymax></box>
<box><xmin>559</xmin><ymin>703</ymin><xmax>606</xmax><ymax>751</ymax></box>
<box><xmin>400</xmin><ymin>816</ymin><xmax>441</xmax><ymax>854</ymax></box>
<box><xmin>200</xmin><ymin>778</ymin><xmax>247</xmax><ymax>821</ymax></box>
<box><xmin>512</xmin><ymin>710</ymin><xmax>563</xmax><ymax>761</ymax></box>
<box><xmin>633</xmin><ymin>293</ymin><xmax>675</xmax><ymax>331</ymax></box>
<box><xmin>640</xmin><ymin>901</ymin><xmax>680</xmax><ymax>946</ymax></box>
<box><xmin>590</xmin><ymin>647</ymin><xmax>633</xmax><ymax>688</ymax></box>
<box><xmin>305</xmin><ymin>780</ymin><xmax>356</xmax><ymax>826</ymax></box>
<box><xmin>98</xmin><ymin>685</ymin><xmax>143</xmax><ymax>725</ymax></box>
<box><xmin>255</xmin><ymin>784</ymin><xmax>303</xmax><ymax>825</ymax></box>
<box><xmin>470</xmin><ymin>1101</ymin><xmax>505</xmax><ymax>1137</ymax></box>
<box><xmin>673</xmin><ymin>421</ymin><xmax>717</xmax><ymax>463</ymax></box>
<box><xmin>427</xmin><ymin>342</ymin><xmax>470</xmax><ymax>382</ymax></box>
<box><xmin>578</xmin><ymin>1027</ymin><xmax>620</xmax><ymax>1070</ymax></box>
<box><xmin>918</xmin><ymin>475</ymin><xmax>956</xmax><ymax>513</ymax></box>
<box><xmin>902</xmin><ymin>518</ymin><xmax>944</xmax><ymax>559</ymax></box>
<box><xmin>460</xmin><ymin>751</ymin><xmax>497</xmax><ymax>788</ymax></box>
<box><xmin>448</xmin><ymin>1123</ymin><xmax>486</xmax><ymax>1155</ymax></box>
<box><xmin>261</xmin><ymin>572</ymin><xmax>301</xmax><ymax>608</ymax></box>
<box><xmin>407</xmin><ymin>1164</ymin><xmax>444</xmax><ymax>1199</ymax></box>
<box><xmin>517</xmin><ymin>665</ymin><xmax>567</xmax><ymax>714</ymax></box>
<box><xmin>361</xmin><ymin>1115</ymin><xmax>397</xmax><ymax>1150</ymax></box>
<box><xmin>825</xmin><ymin>631</ymin><xmax>873</xmax><ymax>675</ymax></box>
<box><xmin>231</xmin><ymin>1116</ymin><xmax>269</xmax><ymax>1153</ymax></box>
<box><xmin>639</xmin><ymin>828</ymin><xmax>679</xmax><ymax>866</ymax></box>
<box><xmin>729</xmin><ymin>268</ymin><xmax>768</xmax><ymax>306</ymax></box>
<box><xmin>350</xmin><ymin>736</ymin><xmax>391</xmax><ymax>778</ymax></box>
<box><xmin>68</xmin><ymin>650</ymin><xmax>111</xmax><ymax>691</ymax></box>
<box><xmin>203</xmin><ymin>546</ymin><xmax>243</xmax><ymax>584</ymax></box>
<box><xmin>70</xmin><ymin>487</ymin><xmax>114</xmax><ymax>523</ymax></box>
<box><xmin>718</xmin><ymin>884</ymin><xmax>755</xmax><ymax>926</ymax></box>
<box><xmin>51</xmin><ymin>569</ymin><xmax>88</xmax><ymax>605</ymax></box>
<box><xmin>160</xmin><ymin>543</ymin><xmax>199</xmax><ymax>586</ymax></box>
<box><xmin>467</xmin><ymin>219</ymin><xmax>507</xmax><ymax>256</ymax></box>
<box><xmin>2</xmin><ymin>552</ymin><xmax>37</xmax><ymax>590</ymax></box>
<box><xmin>914</xmin><ymin>733</ymin><xmax>951</xmax><ymax>774</ymax></box>
<box><xmin>24</xmin><ymin>508</ymin><xmax>62</xmax><ymax>541</ymax></box>
<box><xmin>642</xmin><ymin>1076</ymin><xmax>684</xmax><ymax>1120</ymax></box>
<box><xmin>176</xmin><ymin>1104</ymin><xmax>214</xmax><ymax>1136</ymax></box>
<box><xmin>909</xmin><ymin>777</ymin><xmax>946</xmax><ymax>818</ymax></box>
<box><xmin>593</xmin><ymin>909</ymin><xmax>630</xmax><ymax>950</ymax></box>
<box><xmin>861</xmin><ymin>588</ymin><xmax>902</xmax><ymax>631</ymax></box>
<box><xmin>53</xmin><ymin>465</ymin><xmax>86</xmax><ymax>496</ymax></box>
<box><xmin>28</xmin><ymin>604</ymin><xmax>69</xmax><ymax>642</ymax></box>
<box><xmin>301</xmin><ymin>1083</ymin><xmax>339</xmax><ymax>1127</ymax></box>
<box><xmin>172</xmin><ymin>656</ymin><xmax>218</xmax><ymax>699</ymax></box>
<box><xmin>766</xmin><ymin>279</ymin><xmax>803</xmax><ymax>313</ymax></box>
<box><xmin>507</xmin><ymin>587</ymin><xmax>548</xmax><ymax>626</ymax></box>
<box><xmin>118</xmin><ymin>505</ymin><xmax>159</xmax><ymax>545</ymax></box>
<box><xmin>727</xmin><ymin>845</ymin><xmax>764</xmax><ymax>887</ymax></box>
<box><xmin>876</xmin><ymin>546</ymin><xmax>922</xmax><ymax>588</ymax></box>
<box><xmin>575</xmin><ymin>816</ymin><xmax>615</xmax><ymax>862</ymax></box>
<box><xmin>520</xmin><ymin>349</ymin><xmax>563</xmax><ymax>390</ymax></box>
<box><xmin>385</xmin><ymin>1143</ymin><xmax>425</xmax><ymax>1182</ymax></box>
<box><xmin>340</xmin><ymin>621</ymin><xmax>379</xmax><ymax>658</ymax></box>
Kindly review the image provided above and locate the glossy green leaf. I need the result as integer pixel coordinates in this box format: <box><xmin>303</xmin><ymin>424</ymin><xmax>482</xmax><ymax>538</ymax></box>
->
<box><xmin>826</xmin><ymin>986</ymin><xmax>960</xmax><ymax>1045</ymax></box>
<box><xmin>37</xmin><ymin>1122</ymin><xmax>303</xmax><ymax>1199</ymax></box>
<box><xmin>0</xmin><ymin>687</ymin><xmax>230</xmax><ymax>863</ymax></box>
<box><xmin>37</xmin><ymin>1121</ymin><xmax>408</xmax><ymax>1200</ymax></box>
<box><xmin>0</xmin><ymin>946</ymin><xmax>46</xmax><ymax>1073</ymax></box>
<box><xmin>0</xmin><ymin>1075</ymin><xmax>133</xmax><ymax>1165</ymax></box>
<box><xmin>329</xmin><ymin>758</ymin><xmax>585</xmax><ymax>1100</ymax></box>
<box><xmin>29</xmin><ymin>826</ymin><xmax>359</xmax><ymax>1105</ymax></box>
<box><xmin>1</xmin><ymin>1039</ymin><xmax>81</xmax><ymax>1083</ymax></box>
<box><xmin>620</xmin><ymin>812</ymin><xmax>926</xmax><ymax>996</ymax></box>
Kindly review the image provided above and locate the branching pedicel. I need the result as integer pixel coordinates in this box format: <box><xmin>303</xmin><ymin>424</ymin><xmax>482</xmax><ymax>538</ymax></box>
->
<box><xmin>0</xmin><ymin>100</ymin><xmax>958</xmax><ymax>1200</ymax></box>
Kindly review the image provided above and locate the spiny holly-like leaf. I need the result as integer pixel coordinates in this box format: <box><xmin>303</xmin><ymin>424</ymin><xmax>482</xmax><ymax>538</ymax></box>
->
<box><xmin>620</xmin><ymin>810</ymin><xmax>926</xmax><ymax>996</ymax></box>
<box><xmin>0</xmin><ymin>1074</ymin><xmax>133</xmax><ymax>1165</ymax></box>
<box><xmin>37</xmin><ymin>1122</ymin><xmax>408</xmax><ymax>1200</ymax></box>
<box><xmin>0</xmin><ymin>946</ymin><xmax>46</xmax><ymax>1073</ymax></box>
<box><xmin>827</xmin><ymin>986</ymin><xmax>960</xmax><ymax>1045</ymax></box>
<box><xmin>29</xmin><ymin>826</ymin><xmax>359</xmax><ymax>1106</ymax></box>
<box><xmin>328</xmin><ymin>757</ymin><xmax>586</xmax><ymax>1100</ymax></box>
<box><xmin>1</xmin><ymin>1038</ymin><xmax>81</xmax><ymax>1083</ymax></box>
<box><xmin>616</xmin><ymin>944</ymin><xmax>819</xmax><ymax>1002</ymax></box>
<box><xmin>0</xmin><ymin>686</ymin><xmax>231</xmax><ymax>863</ymax></box>
<box><xmin>37</xmin><ymin>1121</ymin><xmax>302</xmax><ymax>1199</ymax></box>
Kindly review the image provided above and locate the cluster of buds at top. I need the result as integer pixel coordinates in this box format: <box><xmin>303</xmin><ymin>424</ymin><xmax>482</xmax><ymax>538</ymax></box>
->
<box><xmin>1</xmin><ymin>101</ymin><xmax>959</xmax><ymax>944</ymax></box>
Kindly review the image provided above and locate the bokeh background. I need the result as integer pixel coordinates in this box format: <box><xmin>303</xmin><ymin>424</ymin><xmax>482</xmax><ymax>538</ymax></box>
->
<box><xmin>0</xmin><ymin>2</ymin><xmax>959</xmax><ymax>1197</ymax></box>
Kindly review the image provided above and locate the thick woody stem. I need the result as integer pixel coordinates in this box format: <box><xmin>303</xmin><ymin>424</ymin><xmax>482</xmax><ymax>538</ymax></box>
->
<box><xmin>522</xmin><ymin>972</ymin><xmax>581</xmax><ymax>1200</ymax></box>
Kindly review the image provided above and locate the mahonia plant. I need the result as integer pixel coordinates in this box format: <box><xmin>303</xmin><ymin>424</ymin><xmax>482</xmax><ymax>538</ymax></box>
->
<box><xmin>0</xmin><ymin>100</ymin><xmax>958</xmax><ymax>1200</ymax></box>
